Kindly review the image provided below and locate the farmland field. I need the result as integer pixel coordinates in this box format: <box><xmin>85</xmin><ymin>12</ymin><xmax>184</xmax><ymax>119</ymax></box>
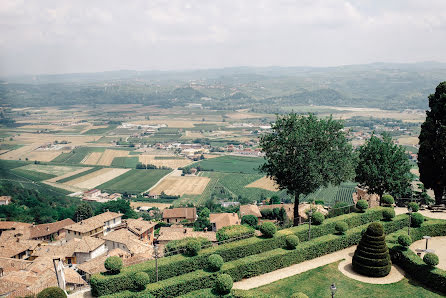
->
<box><xmin>82</xmin><ymin>124</ymin><xmax>118</xmax><ymax>135</ymax></box>
<box><xmin>97</xmin><ymin>169</ymin><xmax>171</xmax><ymax>194</ymax></box>
<box><xmin>139</xmin><ymin>155</ymin><xmax>191</xmax><ymax>168</ymax></box>
<box><xmin>52</xmin><ymin>147</ymin><xmax>106</xmax><ymax>164</ymax></box>
<box><xmin>190</xmin><ymin>155</ymin><xmax>265</xmax><ymax>174</ymax></box>
<box><xmin>14</xmin><ymin>164</ymin><xmax>82</xmax><ymax>177</ymax></box>
<box><xmin>63</xmin><ymin>167</ymin><xmax>130</xmax><ymax>189</ymax></box>
<box><xmin>11</xmin><ymin>168</ymin><xmax>57</xmax><ymax>181</ymax></box>
<box><xmin>55</xmin><ymin>167</ymin><xmax>102</xmax><ymax>183</ymax></box>
<box><xmin>301</xmin><ymin>182</ymin><xmax>357</xmax><ymax>206</ymax></box>
<box><xmin>110</xmin><ymin>156</ymin><xmax>139</xmax><ymax>168</ymax></box>
<box><xmin>82</xmin><ymin>151</ymin><xmax>103</xmax><ymax>165</ymax></box>
<box><xmin>245</xmin><ymin>176</ymin><xmax>279</xmax><ymax>191</ymax></box>
<box><xmin>96</xmin><ymin>149</ymin><xmax>130</xmax><ymax>166</ymax></box>
<box><xmin>149</xmin><ymin>176</ymin><xmax>210</xmax><ymax>196</ymax></box>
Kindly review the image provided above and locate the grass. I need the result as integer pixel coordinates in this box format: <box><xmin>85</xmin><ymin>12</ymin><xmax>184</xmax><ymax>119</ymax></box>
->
<box><xmin>181</xmin><ymin>261</ymin><xmax>443</xmax><ymax>298</ymax></box>
<box><xmin>191</xmin><ymin>155</ymin><xmax>266</xmax><ymax>174</ymax></box>
<box><xmin>301</xmin><ymin>182</ymin><xmax>357</xmax><ymax>206</ymax></box>
<box><xmin>56</xmin><ymin>167</ymin><xmax>103</xmax><ymax>183</ymax></box>
<box><xmin>10</xmin><ymin>168</ymin><xmax>57</xmax><ymax>181</ymax></box>
<box><xmin>51</xmin><ymin>147</ymin><xmax>106</xmax><ymax>164</ymax></box>
<box><xmin>111</xmin><ymin>157</ymin><xmax>139</xmax><ymax>168</ymax></box>
<box><xmin>82</xmin><ymin>124</ymin><xmax>118</xmax><ymax>135</ymax></box>
<box><xmin>96</xmin><ymin>169</ymin><xmax>171</xmax><ymax>194</ymax></box>
<box><xmin>0</xmin><ymin>143</ymin><xmax>23</xmax><ymax>151</ymax></box>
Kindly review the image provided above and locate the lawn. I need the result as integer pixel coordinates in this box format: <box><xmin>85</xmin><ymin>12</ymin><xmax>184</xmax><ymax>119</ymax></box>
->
<box><xmin>181</xmin><ymin>261</ymin><xmax>443</xmax><ymax>298</ymax></box>
<box><xmin>111</xmin><ymin>156</ymin><xmax>139</xmax><ymax>168</ymax></box>
<box><xmin>96</xmin><ymin>169</ymin><xmax>171</xmax><ymax>194</ymax></box>
<box><xmin>191</xmin><ymin>155</ymin><xmax>266</xmax><ymax>174</ymax></box>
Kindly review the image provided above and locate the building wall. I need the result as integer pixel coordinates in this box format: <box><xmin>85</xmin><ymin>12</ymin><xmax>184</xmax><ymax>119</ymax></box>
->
<box><xmin>105</xmin><ymin>239</ymin><xmax>131</xmax><ymax>254</ymax></box>
<box><xmin>75</xmin><ymin>244</ymin><xmax>107</xmax><ymax>264</ymax></box>
<box><xmin>104</xmin><ymin>217</ymin><xmax>122</xmax><ymax>235</ymax></box>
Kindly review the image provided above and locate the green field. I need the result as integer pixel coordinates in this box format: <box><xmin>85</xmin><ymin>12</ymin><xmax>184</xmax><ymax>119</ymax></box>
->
<box><xmin>15</xmin><ymin>164</ymin><xmax>83</xmax><ymax>177</ymax></box>
<box><xmin>191</xmin><ymin>155</ymin><xmax>266</xmax><ymax>174</ymax></box>
<box><xmin>51</xmin><ymin>147</ymin><xmax>106</xmax><ymax>164</ymax></box>
<box><xmin>154</xmin><ymin>156</ymin><xmax>185</xmax><ymax>160</ymax></box>
<box><xmin>111</xmin><ymin>157</ymin><xmax>139</xmax><ymax>168</ymax></box>
<box><xmin>56</xmin><ymin>167</ymin><xmax>103</xmax><ymax>183</ymax></box>
<box><xmin>11</xmin><ymin>168</ymin><xmax>56</xmax><ymax>181</ymax></box>
<box><xmin>96</xmin><ymin>169</ymin><xmax>171</xmax><ymax>194</ymax></box>
<box><xmin>301</xmin><ymin>182</ymin><xmax>357</xmax><ymax>206</ymax></box>
<box><xmin>82</xmin><ymin>124</ymin><xmax>118</xmax><ymax>135</ymax></box>
<box><xmin>0</xmin><ymin>143</ymin><xmax>23</xmax><ymax>151</ymax></box>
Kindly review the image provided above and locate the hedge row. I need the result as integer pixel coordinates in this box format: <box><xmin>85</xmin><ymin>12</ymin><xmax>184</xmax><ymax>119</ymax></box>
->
<box><xmin>91</xmin><ymin>208</ymin><xmax>386</xmax><ymax>296</ymax></box>
<box><xmin>102</xmin><ymin>215</ymin><xmax>409</xmax><ymax>297</ymax></box>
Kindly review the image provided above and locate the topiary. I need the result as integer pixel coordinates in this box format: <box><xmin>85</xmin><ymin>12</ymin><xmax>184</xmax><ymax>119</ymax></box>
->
<box><xmin>411</xmin><ymin>212</ymin><xmax>424</xmax><ymax>227</ymax></box>
<box><xmin>397</xmin><ymin>234</ymin><xmax>412</xmax><ymax>248</ymax></box>
<box><xmin>184</xmin><ymin>239</ymin><xmax>201</xmax><ymax>256</ymax></box>
<box><xmin>382</xmin><ymin>208</ymin><xmax>395</xmax><ymax>221</ymax></box>
<box><xmin>311</xmin><ymin>212</ymin><xmax>324</xmax><ymax>225</ymax></box>
<box><xmin>423</xmin><ymin>253</ymin><xmax>439</xmax><ymax>267</ymax></box>
<box><xmin>104</xmin><ymin>256</ymin><xmax>123</xmax><ymax>274</ymax></box>
<box><xmin>259</xmin><ymin>222</ymin><xmax>277</xmax><ymax>238</ymax></box>
<box><xmin>408</xmin><ymin>202</ymin><xmax>419</xmax><ymax>212</ymax></box>
<box><xmin>381</xmin><ymin>194</ymin><xmax>394</xmax><ymax>206</ymax></box>
<box><xmin>335</xmin><ymin>222</ymin><xmax>348</xmax><ymax>235</ymax></box>
<box><xmin>208</xmin><ymin>254</ymin><xmax>224</xmax><ymax>272</ymax></box>
<box><xmin>213</xmin><ymin>274</ymin><xmax>233</xmax><ymax>295</ymax></box>
<box><xmin>352</xmin><ymin>222</ymin><xmax>391</xmax><ymax>277</ymax></box>
<box><xmin>36</xmin><ymin>287</ymin><xmax>67</xmax><ymax>298</ymax></box>
<box><xmin>356</xmin><ymin>200</ymin><xmax>368</xmax><ymax>212</ymax></box>
<box><xmin>133</xmin><ymin>272</ymin><xmax>150</xmax><ymax>291</ymax></box>
<box><xmin>285</xmin><ymin>235</ymin><xmax>300</xmax><ymax>249</ymax></box>
<box><xmin>241</xmin><ymin>215</ymin><xmax>258</xmax><ymax>228</ymax></box>
<box><xmin>291</xmin><ymin>293</ymin><xmax>309</xmax><ymax>298</ymax></box>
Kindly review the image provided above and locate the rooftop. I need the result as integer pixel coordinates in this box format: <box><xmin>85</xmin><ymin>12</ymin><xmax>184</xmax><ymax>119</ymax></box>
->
<box><xmin>126</xmin><ymin>218</ymin><xmax>157</xmax><ymax>236</ymax></box>
<box><xmin>240</xmin><ymin>204</ymin><xmax>262</xmax><ymax>218</ymax></box>
<box><xmin>29</xmin><ymin>218</ymin><xmax>75</xmax><ymax>239</ymax></box>
<box><xmin>209</xmin><ymin>213</ymin><xmax>240</xmax><ymax>230</ymax></box>
<box><xmin>163</xmin><ymin>208</ymin><xmax>197</xmax><ymax>220</ymax></box>
<box><xmin>65</xmin><ymin>211</ymin><xmax>122</xmax><ymax>233</ymax></box>
<box><xmin>102</xmin><ymin>229</ymin><xmax>151</xmax><ymax>255</ymax></box>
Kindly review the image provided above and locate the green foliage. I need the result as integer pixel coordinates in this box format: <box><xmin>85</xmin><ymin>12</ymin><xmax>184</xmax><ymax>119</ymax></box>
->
<box><xmin>411</xmin><ymin>212</ymin><xmax>424</xmax><ymax>227</ymax></box>
<box><xmin>97</xmin><ymin>169</ymin><xmax>170</xmax><ymax>194</ymax></box>
<box><xmin>382</xmin><ymin>208</ymin><xmax>395</xmax><ymax>221</ymax></box>
<box><xmin>241</xmin><ymin>215</ymin><xmax>258</xmax><ymax>228</ymax></box>
<box><xmin>418</xmin><ymin>82</ymin><xmax>446</xmax><ymax>205</ymax></box>
<box><xmin>381</xmin><ymin>194</ymin><xmax>395</xmax><ymax>206</ymax></box>
<box><xmin>259</xmin><ymin>113</ymin><xmax>356</xmax><ymax>225</ymax></box>
<box><xmin>184</xmin><ymin>239</ymin><xmax>201</xmax><ymax>257</ymax></box>
<box><xmin>165</xmin><ymin>237</ymin><xmax>211</xmax><ymax>256</ymax></box>
<box><xmin>105</xmin><ymin>256</ymin><xmax>123</xmax><ymax>274</ymax></box>
<box><xmin>334</xmin><ymin>222</ymin><xmax>348</xmax><ymax>235</ymax></box>
<box><xmin>270</xmin><ymin>195</ymin><xmax>281</xmax><ymax>204</ymax></box>
<box><xmin>194</xmin><ymin>208</ymin><xmax>212</xmax><ymax>231</ymax></box>
<box><xmin>408</xmin><ymin>202</ymin><xmax>419</xmax><ymax>212</ymax></box>
<box><xmin>96</xmin><ymin>199</ymin><xmax>137</xmax><ymax>219</ymax></box>
<box><xmin>397</xmin><ymin>234</ymin><xmax>412</xmax><ymax>248</ymax></box>
<box><xmin>73</xmin><ymin>202</ymin><xmax>93</xmax><ymax>222</ymax></box>
<box><xmin>191</xmin><ymin>155</ymin><xmax>265</xmax><ymax>174</ymax></box>
<box><xmin>111</xmin><ymin>157</ymin><xmax>139</xmax><ymax>168</ymax></box>
<box><xmin>36</xmin><ymin>287</ymin><xmax>67</xmax><ymax>298</ymax></box>
<box><xmin>133</xmin><ymin>272</ymin><xmax>150</xmax><ymax>291</ymax></box>
<box><xmin>285</xmin><ymin>235</ymin><xmax>299</xmax><ymax>249</ymax></box>
<box><xmin>352</xmin><ymin>222</ymin><xmax>391</xmax><ymax>277</ymax></box>
<box><xmin>216</xmin><ymin>225</ymin><xmax>255</xmax><ymax>242</ymax></box>
<box><xmin>259</xmin><ymin>222</ymin><xmax>277</xmax><ymax>238</ymax></box>
<box><xmin>311</xmin><ymin>212</ymin><xmax>324</xmax><ymax>225</ymax></box>
<box><xmin>208</xmin><ymin>254</ymin><xmax>224</xmax><ymax>272</ymax></box>
<box><xmin>423</xmin><ymin>253</ymin><xmax>439</xmax><ymax>267</ymax></box>
<box><xmin>356</xmin><ymin>133</ymin><xmax>412</xmax><ymax>198</ymax></box>
<box><xmin>356</xmin><ymin>200</ymin><xmax>368</xmax><ymax>212</ymax></box>
<box><xmin>291</xmin><ymin>293</ymin><xmax>309</xmax><ymax>298</ymax></box>
<box><xmin>214</xmin><ymin>274</ymin><xmax>233</xmax><ymax>295</ymax></box>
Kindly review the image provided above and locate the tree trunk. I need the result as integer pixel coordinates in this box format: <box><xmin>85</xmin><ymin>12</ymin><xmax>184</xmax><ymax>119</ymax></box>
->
<box><xmin>293</xmin><ymin>193</ymin><xmax>300</xmax><ymax>226</ymax></box>
<box><xmin>433</xmin><ymin>185</ymin><xmax>444</xmax><ymax>205</ymax></box>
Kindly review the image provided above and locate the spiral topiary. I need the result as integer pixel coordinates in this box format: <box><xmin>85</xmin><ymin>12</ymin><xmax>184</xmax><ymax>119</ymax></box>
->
<box><xmin>285</xmin><ymin>235</ymin><xmax>300</xmax><ymax>249</ymax></box>
<box><xmin>213</xmin><ymin>274</ymin><xmax>233</xmax><ymax>295</ymax></box>
<box><xmin>208</xmin><ymin>254</ymin><xmax>224</xmax><ymax>272</ymax></box>
<box><xmin>133</xmin><ymin>272</ymin><xmax>150</xmax><ymax>291</ymax></box>
<box><xmin>408</xmin><ymin>202</ymin><xmax>419</xmax><ymax>212</ymax></box>
<box><xmin>411</xmin><ymin>212</ymin><xmax>424</xmax><ymax>227</ymax></box>
<box><xmin>397</xmin><ymin>234</ymin><xmax>412</xmax><ymax>249</ymax></box>
<box><xmin>104</xmin><ymin>256</ymin><xmax>123</xmax><ymax>274</ymax></box>
<box><xmin>352</xmin><ymin>222</ymin><xmax>391</xmax><ymax>277</ymax></box>
<box><xmin>311</xmin><ymin>212</ymin><xmax>324</xmax><ymax>225</ymax></box>
<box><xmin>335</xmin><ymin>221</ymin><xmax>348</xmax><ymax>235</ymax></box>
<box><xmin>423</xmin><ymin>253</ymin><xmax>439</xmax><ymax>267</ymax></box>
<box><xmin>259</xmin><ymin>222</ymin><xmax>277</xmax><ymax>238</ymax></box>
<box><xmin>382</xmin><ymin>208</ymin><xmax>395</xmax><ymax>221</ymax></box>
<box><xmin>356</xmin><ymin>200</ymin><xmax>368</xmax><ymax>212</ymax></box>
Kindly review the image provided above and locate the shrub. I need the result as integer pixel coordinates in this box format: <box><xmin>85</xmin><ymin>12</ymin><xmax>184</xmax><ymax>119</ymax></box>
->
<box><xmin>216</xmin><ymin>225</ymin><xmax>255</xmax><ymax>242</ymax></box>
<box><xmin>381</xmin><ymin>194</ymin><xmax>394</xmax><ymax>206</ymax></box>
<box><xmin>133</xmin><ymin>272</ymin><xmax>150</xmax><ymax>291</ymax></box>
<box><xmin>423</xmin><ymin>253</ymin><xmax>439</xmax><ymax>267</ymax></box>
<box><xmin>165</xmin><ymin>237</ymin><xmax>211</xmax><ymax>255</ymax></box>
<box><xmin>285</xmin><ymin>235</ymin><xmax>300</xmax><ymax>249</ymax></box>
<box><xmin>241</xmin><ymin>215</ymin><xmax>258</xmax><ymax>228</ymax></box>
<box><xmin>397</xmin><ymin>234</ymin><xmax>412</xmax><ymax>248</ymax></box>
<box><xmin>382</xmin><ymin>208</ymin><xmax>395</xmax><ymax>221</ymax></box>
<box><xmin>328</xmin><ymin>202</ymin><xmax>351</xmax><ymax>217</ymax></box>
<box><xmin>105</xmin><ymin>256</ymin><xmax>123</xmax><ymax>274</ymax></box>
<box><xmin>184</xmin><ymin>239</ymin><xmax>201</xmax><ymax>256</ymax></box>
<box><xmin>352</xmin><ymin>222</ymin><xmax>391</xmax><ymax>277</ymax></box>
<box><xmin>311</xmin><ymin>212</ymin><xmax>324</xmax><ymax>225</ymax></box>
<box><xmin>411</xmin><ymin>212</ymin><xmax>424</xmax><ymax>228</ymax></box>
<box><xmin>36</xmin><ymin>287</ymin><xmax>67</xmax><ymax>298</ymax></box>
<box><xmin>208</xmin><ymin>254</ymin><xmax>224</xmax><ymax>272</ymax></box>
<box><xmin>335</xmin><ymin>222</ymin><xmax>348</xmax><ymax>235</ymax></box>
<box><xmin>408</xmin><ymin>202</ymin><xmax>419</xmax><ymax>212</ymax></box>
<box><xmin>356</xmin><ymin>200</ymin><xmax>368</xmax><ymax>212</ymax></box>
<box><xmin>214</xmin><ymin>274</ymin><xmax>233</xmax><ymax>295</ymax></box>
<box><xmin>259</xmin><ymin>222</ymin><xmax>277</xmax><ymax>238</ymax></box>
<box><xmin>291</xmin><ymin>293</ymin><xmax>309</xmax><ymax>298</ymax></box>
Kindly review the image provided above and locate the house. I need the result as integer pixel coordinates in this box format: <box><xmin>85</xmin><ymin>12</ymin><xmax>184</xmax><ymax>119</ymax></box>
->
<box><xmin>83</xmin><ymin>189</ymin><xmax>101</xmax><ymax>200</ymax></box>
<box><xmin>209</xmin><ymin>213</ymin><xmax>240</xmax><ymax>231</ymax></box>
<box><xmin>0</xmin><ymin>221</ymin><xmax>32</xmax><ymax>238</ymax></box>
<box><xmin>220</xmin><ymin>201</ymin><xmax>240</xmax><ymax>208</ymax></box>
<box><xmin>28</xmin><ymin>218</ymin><xmax>75</xmax><ymax>242</ymax></box>
<box><xmin>240</xmin><ymin>204</ymin><xmax>262</xmax><ymax>219</ymax></box>
<box><xmin>0</xmin><ymin>239</ymin><xmax>41</xmax><ymax>260</ymax></box>
<box><xmin>0</xmin><ymin>196</ymin><xmax>11</xmax><ymax>205</ymax></box>
<box><xmin>162</xmin><ymin>208</ymin><xmax>197</xmax><ymax>224</ymax></box>
<box><xmin>102</xmin><ymin>229</ymin><xmax>152</xmax><ymax>256</ymax></box>
<box><xmin>65</xmin><ymin>211</ymin><xmax>123</xmax><ymax>241</ymax></box>
<box><xmin>157</xmin><ymin>226</ymin><xmax>217</xmax><ymax>245</ymax></box>
<box><xmin>353</xmin><ymin>187</ymin><xmax>380</xmax><ymax>208</ymax></box>
<box><xmin>126</xmin><ymin>218</ymin><xmax>157</xmax><ymax>244</ymax></box>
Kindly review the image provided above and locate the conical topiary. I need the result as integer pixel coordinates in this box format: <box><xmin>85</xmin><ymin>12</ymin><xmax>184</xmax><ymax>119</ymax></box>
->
<box><xmin>352</xmin><ymin>222</ymin><xmax>391</xmax><ymax>277</ymax></box>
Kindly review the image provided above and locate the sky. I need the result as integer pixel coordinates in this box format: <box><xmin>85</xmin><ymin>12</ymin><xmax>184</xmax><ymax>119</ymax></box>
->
<box><xmin>1</xmin><ymin>0</ymin><xmax>446</xmax><ymax>75</ymax></box>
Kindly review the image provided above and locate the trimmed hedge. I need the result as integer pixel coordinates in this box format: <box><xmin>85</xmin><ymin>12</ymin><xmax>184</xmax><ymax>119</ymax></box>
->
<box><xmin>164</xmin><ymin>237</ymin><xmax>211</xmax><ymax>256</ymax></box>
<box><xmin>356</xmin><ymin>200</ymin><xmax>368</xmax><ymax>212</ymax></box>
<box><xmin>411</xmin><ymin>212</ymin><xmax>424</xmax><ymax>227</ymax></box>
<box><xmin>37</xmin><ymin>287</ymin><xmax>67</xmax><ymax>298</ymax></box>
<box><xmin>91</xmin><ymin>208</ymin><xmax>388</xmax><ymax>296</ymax></box>
<box><xmin>214</xmin><ymin>274</ymin><xmax>233</xmax><ymax>295</ymax></box>
<box><xmin>285</xmin><ymin>235</ymin><xmax>300</xmax><ymax>249</ymax></box>
<box><xmin>101</xmin><ymin>215</ymin><xmax>410</xmax><ymax>297</ymax></box>
<box><xmin>311</xmin><ymin>212</ymin><xmax>324</xmax><ymax>225</ymax></box>
<box><xmin>397</xmin><ymin>234</ymin><xmax>412</xmax><ymax>248</ymax></box>
<box><xmin>105</xmin><ymin>256</ymin><xmax>123</xmax><ymax>274</ymax></box>
<box><xmin>423</xmin><ymin>253</ymin><xmax>439</xmax><ymax>267</ymax></box>
<box><xmin>208</xmin><ymin>254</ymin><xmax>224</xmax><ymax>272</ymax></box>
<box><xmin>408</xmin><ymin>202</ymin><xmax>419</xmax><ymax>212</ymax></box>
<box><xmin>382</xmin><ymin>208</ymin><xmax>395</xmax><ymax>221</ymax></box>
<box><xmin>259</xmin><ymin>222</ymin><xmax>277</xmax><ymax>238</ymax></box>
<box><xmin>381</xmin><ymin>194</ymin><xmax>394</xmax><ymax>206</ymax></box>
<box><xmin>216</xmin><ymin>225</ymin><xmax>255</xmax><ymax>242</ymax></box>
<box><xmin>334</xmin><ymin>222</ymin><xmax>348</xmax><ymax>235</ymax></box>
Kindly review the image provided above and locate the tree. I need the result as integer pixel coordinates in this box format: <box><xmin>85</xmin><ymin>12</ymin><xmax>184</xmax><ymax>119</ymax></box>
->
<box><xmin>73</xmin><ymin>202</ymin><xmax>93</xmax><ymax>222</ymax></box>
<box><xmin>194</xmin><ymin>207</ymin><xmax>212</xmax><ymax>231</ymax></box>
<box><xmin>418</xmin><ymin>82</ymin><xmax>446</xmax><ymax>205</ymax></box>
<box><xmin>260</xmin><ymin>113</ymin><xmax>355</xmax><ymax>226</ymax></box>
<box><xmin>269</xmin><ymin>195</ymin><xmax>280</xmax><ymax>204</ymax></box>
<box><xmin>355</xmin><ymin>133</ymin><xmax>411</xmax><ymax>200</ymax></box>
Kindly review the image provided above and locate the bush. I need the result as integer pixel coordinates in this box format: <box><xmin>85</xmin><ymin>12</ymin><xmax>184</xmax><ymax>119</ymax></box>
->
<box><xmin>311</xmin><ymin>212</ymin><xmax>324</xmax><ymax>225</ymax></box>
<box><xmin>291</xmin><ymin>293</ymin><xmax>309</xmax><ymax>298</ymax></box>
<box><xmin>382</xmin><ymin>208</ymin><xmax>395</xmax><ymax>221</ymax></box>
<box><xmin>208</xmin><ymin>254</ymin><xmax>224</xmax><ymax>272</ymax></box>
<box><xmin>165</xmin><ymin>237</ymin><xmax>211</xmax><ymax>256</ymax></box>
<box><xmin>352</xmin><ymin>222</ymin><xmax>391</xmax><ymax>277</ymax></box>
<box><xmin>241</xmin><ymin>215</ymin><xmax>258</xmax><ymax>228</ymax></box>
<box><xmin>133</xmin><ymin>272</ymin><xmax>150</xmax><ymax>291</ymax></box>
<box><xmin>328</xmin><ymin>202</ymin><xmax>351</xmax><ymax>217</ymax></box>
<box><xmin>214</xmin><ymin>274</ymin><xmax>233</xmax><ymax>295</ymax></box>
<box><xmin>381</xmin><ymin>194</ymin><xmax>394</xmax><ymax>206</ymax></box>
<box><xmin>356</xmin><ymin>200</ymin><xmax>368</xmax><ymax>212</ymax></box>
<box><xmin>411</xmin><ymin>212</ymin><xmax>424</xmax><ymax>228</ymax></box>
<box><xmin>105</xmin><ymin>256</ymin><xmax>123</xmax><ymax>274</ymax></box>
<box><xmin>285</xmin><ymin>235</ymin><xmax>300</xmax><ymax>249</ymax></box>
<box><xmin>408</xmin><ymin>202</ymin><xmax>419</xmax><ymax>212</ymax></box>
<box><xmin>184</xmin><ymin>239</ymin><xmax>201</xmax><ymax>256</ymax></box>
<box><xmin>335</xmin><ymin>222</ymin><xmax>348</xmax><ymax>235</ymax></box>
<box><xmin>423</xmin><ymin>253</ymin><xmax>439</xmax><ymax>267</ymax></box>
<box><xmin>259</xmin><ymin>222</ymin><xmax>277</xmax><ymax>238</ymax></box>
<box><xmin>397</xmin><ymin>234</ymin><xmax>412</xmax><ymax>248</ymax></box>
<box><xmin>216</xmin><ymin>225</ymin><xmax>255</xmax><ymax>242</ymax></box>
<box><xmin>36</xmin><ymin>287</ymin><xmax>67</xmax><ymax>298</ymax></box>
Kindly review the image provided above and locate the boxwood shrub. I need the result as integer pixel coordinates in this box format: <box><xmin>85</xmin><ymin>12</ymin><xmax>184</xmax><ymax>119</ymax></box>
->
<box><xmin>164</xmin><ymin>237</ymin><xmax>211</xmax><ymax>256</ymax></box>
<box><xmin>423</xmin><ymin>253</ymin><xmax>439</xmax><ymax>267</ymax></box>
<box><xmin>259</xmin><ymin>222</ymin><xmax>277</xmax><ymax>238</ymax></box>
<box><xmin>311</xmin><ymin>212</ymin><xmax>324</xmax><ymax>225</ymax></box>
<box><xmin>411</xmin><ymin>212</ymin><xmax>424</xmax><ymax>227</ymax></box>
<box><xmin>216</xmin><ymin>225</ymin><xmax>255</xmax><ymax>242</ymax></box>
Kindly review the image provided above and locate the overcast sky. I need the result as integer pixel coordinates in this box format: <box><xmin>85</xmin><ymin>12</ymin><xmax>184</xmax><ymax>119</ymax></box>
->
<box><xmin>1</xmin><ymin>0</ymin><xmax>446</xmax><ymax>75</ymax></box>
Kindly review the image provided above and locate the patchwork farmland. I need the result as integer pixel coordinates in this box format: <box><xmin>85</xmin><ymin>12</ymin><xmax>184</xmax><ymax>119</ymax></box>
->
<box><xmin>63</xmin><ymin>167</ymin><xmax>130</xmax><ymax>189</ymax></box>
<box><xmin>149</xmin><ymin>176</ymin><xmax>210</xmax><ymax>196</ymax></box>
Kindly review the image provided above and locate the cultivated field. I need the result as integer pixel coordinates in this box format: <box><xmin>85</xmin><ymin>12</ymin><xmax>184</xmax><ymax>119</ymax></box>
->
<box><xmin>14</xmin><ymin>164</ymin><xmax>82</xmax><ymax>177</ymax></box>
<box><xmin>149</xmin><ymin>176</ymin><xmax>210</xmax><ymax>196</ymax></box>
<box><xmin>130</xmin><ymin>202</ymin><xmax>172</xmax><ymax>210</ymax></box>
<box><xmin>82</xmin><ymin>151</ymin><xmax>103</xmax><ymax>165</ymax></box>
<box><xmin>397</xmin><ymin>136</ymin><xmax>419</xmax><ymax>146</ymax></box>
<box><xmin>64</xmin><ymin>167</ymin><xmax>129</xmax><ymax>189</ymax></box>
<box><xmin>190</xmin><ymin>155</ymin><xmax>265</xmax><ymax>174</ymax></box>
<box><xmin>245</xmin><ymin>176</ymin><xmax>279</xmax><ymax>192</ymax></box>
<box><xmin>97</xmin><ymin>149</ymin><xmax>130</xmax><ymax>166</ymax></box>
<box><xmin>139</xmin><ymin>155</ymin><xmax>192</xmax><ymax>168</ymax></box>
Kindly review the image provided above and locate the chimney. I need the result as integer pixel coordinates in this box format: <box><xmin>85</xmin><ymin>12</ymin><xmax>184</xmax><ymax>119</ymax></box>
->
<box><xmin>47</xmin><ymin>227</ymin><xmax>50</xmax><ymax>231</ymax></box>
<box><xmin>183</xmin><ymin>229</ymin><xmax>187</xmax><ymax>234</ymax></box>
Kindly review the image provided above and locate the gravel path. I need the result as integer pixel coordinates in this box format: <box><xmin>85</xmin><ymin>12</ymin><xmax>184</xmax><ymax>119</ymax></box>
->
<box><xmin>394</xmin><ymin>207</ymin><xmax>446</xmax><ymax>220</ymax></box>
<box><xmin>410</xmin><ymin>236</ymin><xmax>446</xmax><ymax>270</ymax></box>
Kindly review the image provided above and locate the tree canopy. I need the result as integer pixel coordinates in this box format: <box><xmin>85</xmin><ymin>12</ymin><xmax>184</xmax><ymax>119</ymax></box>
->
<box><xmin>260</xmin><ymin>113</ymin><xmax>355</xmax><ymax>226</ymax></box>
<box><xmin>418</xmin><ymin>81</ymin><xmax>446</xmax><ymax>205</ymax></box>
<box><xmin>73</xmin><ymin>202</ymin><xmax>94</xmax><ymax>222</ymax></box>
<box><xmin>355</xmin><ymin>133</ymin><xmax>411</xmax><ymax>199</ymax></box>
